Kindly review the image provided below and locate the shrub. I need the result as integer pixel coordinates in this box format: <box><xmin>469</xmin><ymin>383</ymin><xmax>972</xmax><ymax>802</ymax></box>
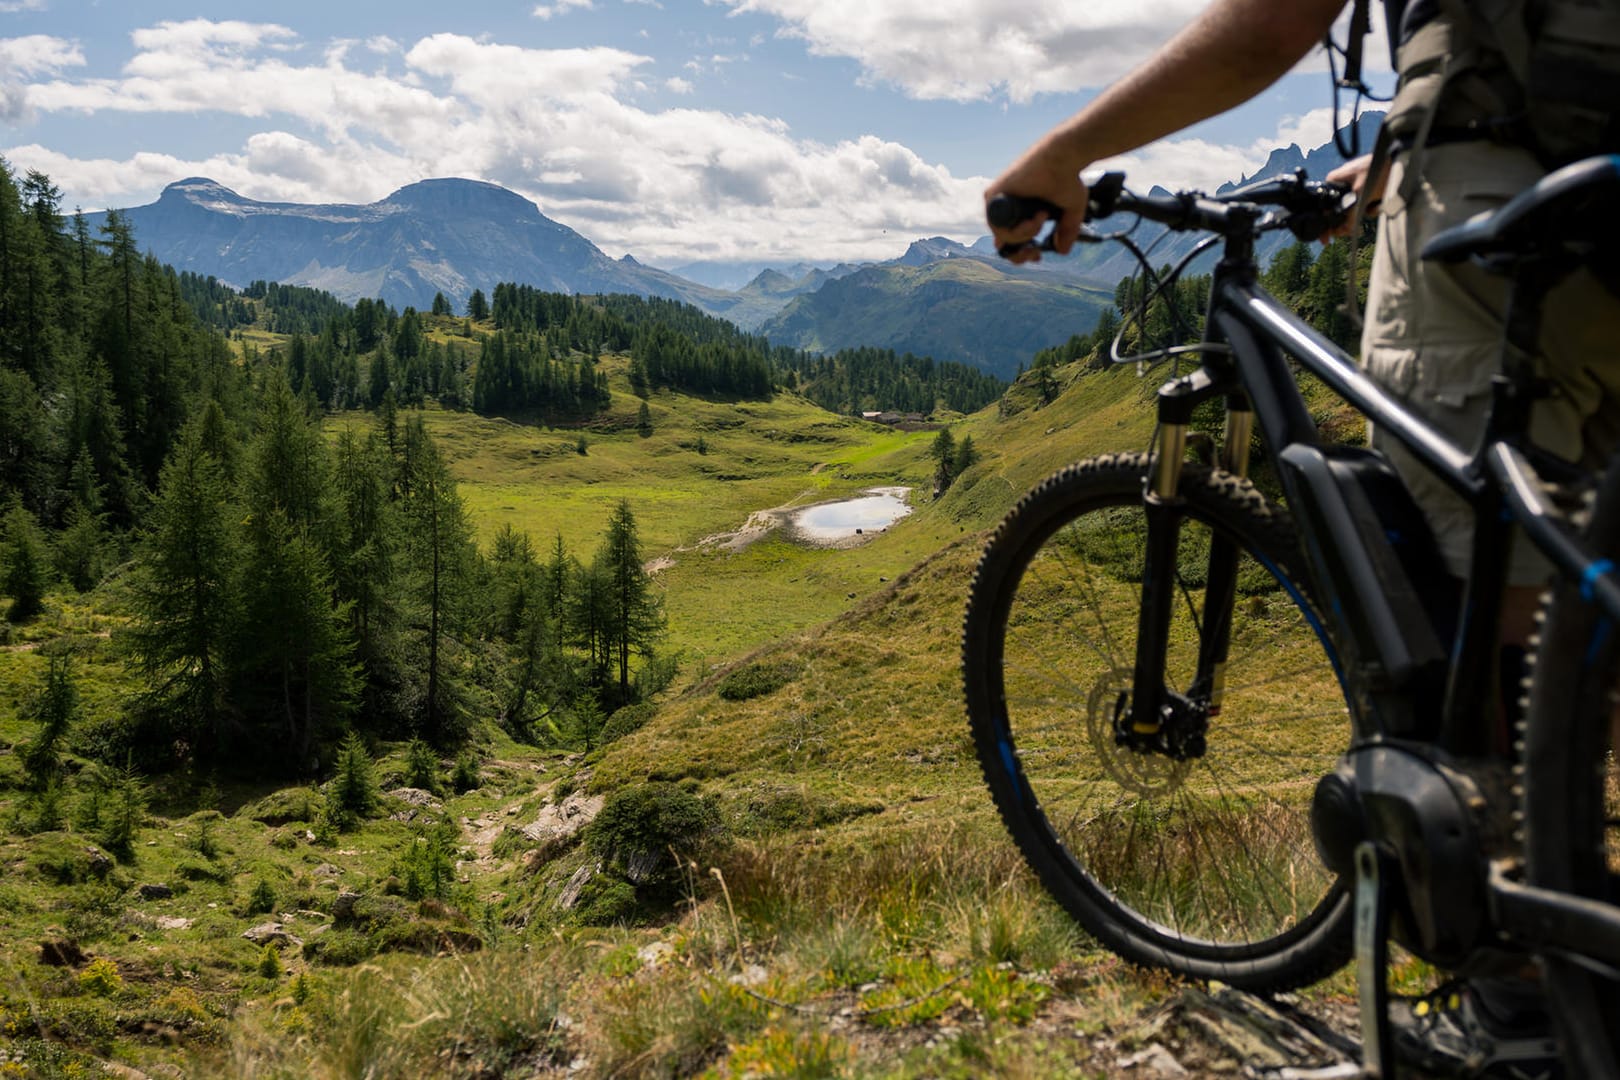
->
<box><xmin>77</xmin><ymin>764</ymin><xmax>146</xmax><ymax>857</ymax></box>
<box><xmin>11</xmin><ymin>782</ymin><xmax>66</xmax><ymax>836</ymax></box>
<box><xmin>451</xmin><ymin>751</ymin><xmax>481</xmax><ymax>794</ymax></box>
<box><xmin>78</xmin><ymin>958</ymin><xmax>123</xmax><ymax>998</ymax></box>
<box><xmin>328</xmin><ymin>733</ymin><xmax>379</xmax><ymax>827</ymax></box>
<box><xmin>601</xmin><ymin>703</ymin><xmax>656</xmax><ymax>744</ymax></box>
<box><xmin>190</xmin><ymin>812</ymin><xmax>222</xmax><ymax>859</ymax></box>
<box><xmin>257</xmin><ymin>944</ymin><xmax>283</xmax><ymax>980</ymax></box>
<box><xmin>571</xmin><ymin>876</ymin><xmax>639</xmax><ymax>927</ymax></box>
<box><xmin>402</xmin><ymin>739</ymin><xmax>440</xmax><ymax>794</ymax></box>
<box><xmin>394</xmin><ymin>822</ymin><xmax>458</xmax><ymax>901</ymax></box>
<box><xmin>303</xmin><ymin>928</ymin><xmax>374</xmax><ymax>967</ymax></box>
<box><xmin>585</xmin><ymin>782</ymin><xmax>724</xmax><ymax>887</ymax></box>
<box><xmin>716</xmin><ymin>661</ymin><xmax>799</xmax><ymax>702</ymax></box>
<box><xmin>246</xmin><ymin>878</ymin><xmax>278</xmax><ymax>916</ymax></box>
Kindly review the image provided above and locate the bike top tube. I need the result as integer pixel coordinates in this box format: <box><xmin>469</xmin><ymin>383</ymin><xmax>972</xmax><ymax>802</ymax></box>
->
<box><xmin>990</xmin><ymin>167</ymin><xmax>1620</xmax><ymax>625</ymax></box>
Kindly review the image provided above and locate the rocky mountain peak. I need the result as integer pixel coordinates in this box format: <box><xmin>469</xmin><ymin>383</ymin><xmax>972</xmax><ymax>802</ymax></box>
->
<box><xmin>380</xmin><ymin>178</ymin><xmax>540</xmax><ymax>221</ymax></box>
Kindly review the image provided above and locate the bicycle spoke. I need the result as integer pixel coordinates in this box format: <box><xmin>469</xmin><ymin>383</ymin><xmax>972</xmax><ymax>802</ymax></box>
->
<box><xmin>1045</xmin><ymin>540</ymin><xmax>1130</xmax><ymax>671</ymax></box>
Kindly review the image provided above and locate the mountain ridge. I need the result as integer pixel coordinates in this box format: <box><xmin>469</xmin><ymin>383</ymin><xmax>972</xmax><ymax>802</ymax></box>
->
<box><xmin>91</xmin><ymin>177</ymin><xmax>749</xmax><ymax>325</ymax></box>
<box><xmin>97</xmin><ymin>112</ymin><xmax>1383</xmax><ymax>378</ymax></box>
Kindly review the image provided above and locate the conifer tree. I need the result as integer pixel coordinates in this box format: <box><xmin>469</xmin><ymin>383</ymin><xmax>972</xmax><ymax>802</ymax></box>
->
<box><xmin>332</xmin><ymin>427</ymin><xmax>405</xmax><ymax>727</ymax></box>
<box><xmin>54</xmin><ymin>502</ymin><xmax>104</xmax><ymax>593</ymax></box>
<box><xmin>0</xmin><ymin>368</ymin><xmax>51</xmax><ymax>512</ymax></box>
<box><xmin>368</xmin><ymin>350</ymin><xmax>392</xmax><ymax>407</ymax></box>
<box><xmin>2</xmin><ymin>502</ymin><xmax>50</xmax><ymax>621</ymax></box>
<box><xmin>328</xmin><ymin>731</ymin><xmax>379</xmax><ymax>826</ymax></box>
<box><xmin>952</xmin><ymin>434</ymin><xmax>980</xmax><ymax>478</ymax></box>
<box><xmin>235</xmin><ymin>511</ymin><xmax>357</xmax><ymax>768</ymax></box>
<box><xmin>20</xmin><ymin>650</ymin><xmax>77</xmax><ymax>789</ymax></box>
<box><xmin>399</xmin><ymin>416</ymin><xmax>476</xmax><ymax>742</ymax></box>
<box><xmin>125</xmin><ymin>420</ymin><xmax>238</xmax><ymax>748</ymax></box>
<box><xmin>246</xmin><ymin>369</ymin><xmax>334</xmax><ymax>548</ymax></box>
<box><xmin>597</xmin><ymin>500</ymin><xmax>664</xmax><ymax>704</ymax></box>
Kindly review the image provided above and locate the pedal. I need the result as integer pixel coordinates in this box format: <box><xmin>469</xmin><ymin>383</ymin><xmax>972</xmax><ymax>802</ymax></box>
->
<box><xmin>1354</xmin><ymin>842</ymin><xmax>1395</xmax><ymax>1078</ymax></box>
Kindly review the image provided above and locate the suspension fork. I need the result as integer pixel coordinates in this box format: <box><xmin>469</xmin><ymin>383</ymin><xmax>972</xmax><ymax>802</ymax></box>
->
<box><xmin>1126</xmin><ymin>368</ymin><xmax>1242</xmax><ymax>744</ymax></box>
<box><xmin>1195</xmin><ymin>401</ymin><xmax>1255</xmax><ymax>718</ymax></box>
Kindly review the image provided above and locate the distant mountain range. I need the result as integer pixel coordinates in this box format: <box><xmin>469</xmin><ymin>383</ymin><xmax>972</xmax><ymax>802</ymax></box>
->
<box><xmin>96</xmin><ymin>113</ymin><xmax>1380</xmax><ymax>379</ymax></box>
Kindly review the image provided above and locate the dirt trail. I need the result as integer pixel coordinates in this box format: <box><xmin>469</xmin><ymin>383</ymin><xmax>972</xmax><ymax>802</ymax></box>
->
<box><xmin>461</xmin><ymin>761</ymin><xmax>556</xmax><ymax>871</ymax></box>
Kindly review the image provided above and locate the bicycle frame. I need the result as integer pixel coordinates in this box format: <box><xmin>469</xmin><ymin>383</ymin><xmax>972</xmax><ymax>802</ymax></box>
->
<box><xmin>1120</xmin><ymin>213</ymin><xmax>1620</xmax><ymax>978</ymax></box>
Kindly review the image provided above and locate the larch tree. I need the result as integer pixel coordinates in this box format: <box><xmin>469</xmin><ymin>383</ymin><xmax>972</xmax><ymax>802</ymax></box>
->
<box><xmin>399</xmin><ymin>415</ymin><xmax>476</xmax><ymax>743</ymax></box>
<box><xmin>596</xmin><ymin>500</ymin><xmax>664</xmax><ymax>704</ymax></box>
<box><xmin>124</xmin><ymin>420</ymin><xmax>239</xmax><ymax>747</ymax></box>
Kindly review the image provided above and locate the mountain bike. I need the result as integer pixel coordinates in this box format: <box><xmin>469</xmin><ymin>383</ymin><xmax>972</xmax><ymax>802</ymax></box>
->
<box><xmin>961</xmin><ymin>157</ymin><xmax>1620</xmax><ymax>1076</ymax></box>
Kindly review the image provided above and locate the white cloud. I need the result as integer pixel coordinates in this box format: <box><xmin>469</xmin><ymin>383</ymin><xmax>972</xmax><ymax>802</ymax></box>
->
<box><xmin>1273</xmin><ymin>108</ymin><xmax>1337</xmax><ymax>153</ymax></box>
<box><xmin>4</xmin><ymin>21</ymin><xmax>987</xmax><ymax>263</ymax></box>
<box><xmin>717</xmin><ymin>0</ymin><xmax>1389</xmax><ymax>104</ymax></box>
<box><xmin>406</xmin><ymin>34</ymin><xmax>648</xmax><ymax>99</ymax></box>
<box><xmin>1</xmin><ymin>15</ymin><xmax>1365</xmax><ymax>267</ymax></box>
<box><xmin>532</xmin><ymin>0</ymin><xmax>593</xmax><ymax>19</ymax></box>
<box><xmin>0</xmin><ymin>0</ymin><xmax>47</xmax><ymax>12</ymax></box>
<box><xmin>1089</xmin><ymin>109</ymin><xmax>1365</xmax><ymax>197</ymax></box>
<box><xmin>128</xmin><ymin>18</ymin><xmax>297</xmax><ymax>58</ymax></box>
<box><xmin>0</xmin><ymin>33</ymin><xmax>81</xmax><ymax>124</ymax></box>
<box><xmin>717</xmin><ymin>0</ymin><xmax>1206</xmax><ymax>103</ymax></box>
<box><xmin>0</xmin><ymin>34</ymin><xmax>83</xmax><ymax>76</ymax></box>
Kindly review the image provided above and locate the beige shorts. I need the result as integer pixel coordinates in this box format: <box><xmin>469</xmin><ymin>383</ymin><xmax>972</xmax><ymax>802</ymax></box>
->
<box><xmin>1360</xmin><ymin>141</ymin><xmax>1620</xmax><ymax>584</ymax></box>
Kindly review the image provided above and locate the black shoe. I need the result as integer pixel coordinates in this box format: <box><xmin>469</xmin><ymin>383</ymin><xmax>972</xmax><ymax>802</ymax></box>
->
<box><xmin>1391</xmin><ymin>981</ymin><xmax>1563</xmax><ymax>1079</ymax></box>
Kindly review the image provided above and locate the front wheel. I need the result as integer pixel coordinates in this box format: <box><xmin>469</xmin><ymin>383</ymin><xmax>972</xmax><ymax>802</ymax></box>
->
<box><xmin>962</xmin><ymin>453</ymin><xmax>1354</xmax><ymax>991</ymax></box>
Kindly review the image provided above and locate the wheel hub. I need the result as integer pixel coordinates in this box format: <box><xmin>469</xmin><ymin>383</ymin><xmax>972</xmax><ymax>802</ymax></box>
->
<box><xmin>1086</xmin><ymin>668</ymin><xmax>1194</xmax><ymax>795</ymax></box>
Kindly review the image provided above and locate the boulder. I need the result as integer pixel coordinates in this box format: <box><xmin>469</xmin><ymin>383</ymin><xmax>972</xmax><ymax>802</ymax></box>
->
<box><xmin>519</xmin><ymin>792</ymin><xmax>604</xmax><ymax>859</ymax></box>
<box><xmin>556</xmin><ymin>864</ymin><xmax>596</xmax><ymax>911</ymax></box>
<box><xmin>388</xmin><ymin>787</ymin><xmax>442</xmax><ymax>809</ymax></box>
<box><xmin>242</xmin><ymin>922</ymin><xmax>302</xmax><ymax>949</ymax></box>
<box><xmin>137</xmin><ymin>883</ymin><xmax>173</xmax><ymax>900</ymax></box>
<box><xmin>332</xmin><ymin>890</ymin><xmax>363</xmax><ymax>922</ymax></box>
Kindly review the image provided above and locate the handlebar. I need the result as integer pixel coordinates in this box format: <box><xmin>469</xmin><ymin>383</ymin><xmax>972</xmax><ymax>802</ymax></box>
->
<box><xmin>988</xmin><ymin>170</ymin><xmax>1355</xmax><ymax>258</ymax></box>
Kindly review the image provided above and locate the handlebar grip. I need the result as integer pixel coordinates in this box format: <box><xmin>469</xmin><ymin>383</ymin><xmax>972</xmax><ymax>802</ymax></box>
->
<box><xmin>986</xmin><ymin>193</ymin><xmax>1065</xmax><ymax>230</ymax></box>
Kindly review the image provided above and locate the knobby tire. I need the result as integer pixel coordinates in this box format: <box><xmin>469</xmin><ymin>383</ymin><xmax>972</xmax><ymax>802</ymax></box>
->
<box><xmin>1523</xmin><ymin>459</ymin><xmax>1620</xmax><ymax>1076</ymax></box>
<box><xmin>963</xmin><ymin>453</ymin><xmax>1354</xmax><ymax>991</ymax></box>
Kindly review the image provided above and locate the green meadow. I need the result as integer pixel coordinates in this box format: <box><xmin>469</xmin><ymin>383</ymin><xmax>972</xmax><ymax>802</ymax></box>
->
<box><xmin>0</xmin><ymin>348</ymin><xmax>1376</xmax><ymax>1079</ymax></box>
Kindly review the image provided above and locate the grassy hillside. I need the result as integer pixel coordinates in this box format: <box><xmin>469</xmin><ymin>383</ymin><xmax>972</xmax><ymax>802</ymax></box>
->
<box><xmin>0</xmin><ymin>353</ymin><xmax>1379</xmax><ymax>1078</ymax></box>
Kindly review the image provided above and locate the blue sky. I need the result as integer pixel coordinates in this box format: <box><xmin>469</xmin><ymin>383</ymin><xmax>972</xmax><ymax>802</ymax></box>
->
<box><xmin>0</xmin><ymin>1</ymin><xmax>1389</xmax><ymax>268</ymax></box>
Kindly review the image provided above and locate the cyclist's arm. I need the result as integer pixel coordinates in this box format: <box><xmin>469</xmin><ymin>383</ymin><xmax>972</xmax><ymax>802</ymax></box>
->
<box><xmin>987</xmin><ymin>0</ymin><xmax>1347</xmax><ymax>259</ymax></box>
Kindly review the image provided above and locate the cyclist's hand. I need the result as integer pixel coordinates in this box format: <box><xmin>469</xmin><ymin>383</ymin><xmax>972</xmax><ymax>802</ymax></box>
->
<box><xmin>985</xmin><ymin>147</ymin><xmax>1090</xmax><ymax>263</ymax></box>
<box><xmin>1319</xmin><ymin>153</ymin><xmax>1388</xmax><ymax>240</ymax></box>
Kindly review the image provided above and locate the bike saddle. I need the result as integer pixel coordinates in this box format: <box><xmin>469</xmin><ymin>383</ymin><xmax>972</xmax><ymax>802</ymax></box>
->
<box><xmin>1421</xmin><ymin>153</ymin><xmax>1620</xmax><ymax>268</ymax></box>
